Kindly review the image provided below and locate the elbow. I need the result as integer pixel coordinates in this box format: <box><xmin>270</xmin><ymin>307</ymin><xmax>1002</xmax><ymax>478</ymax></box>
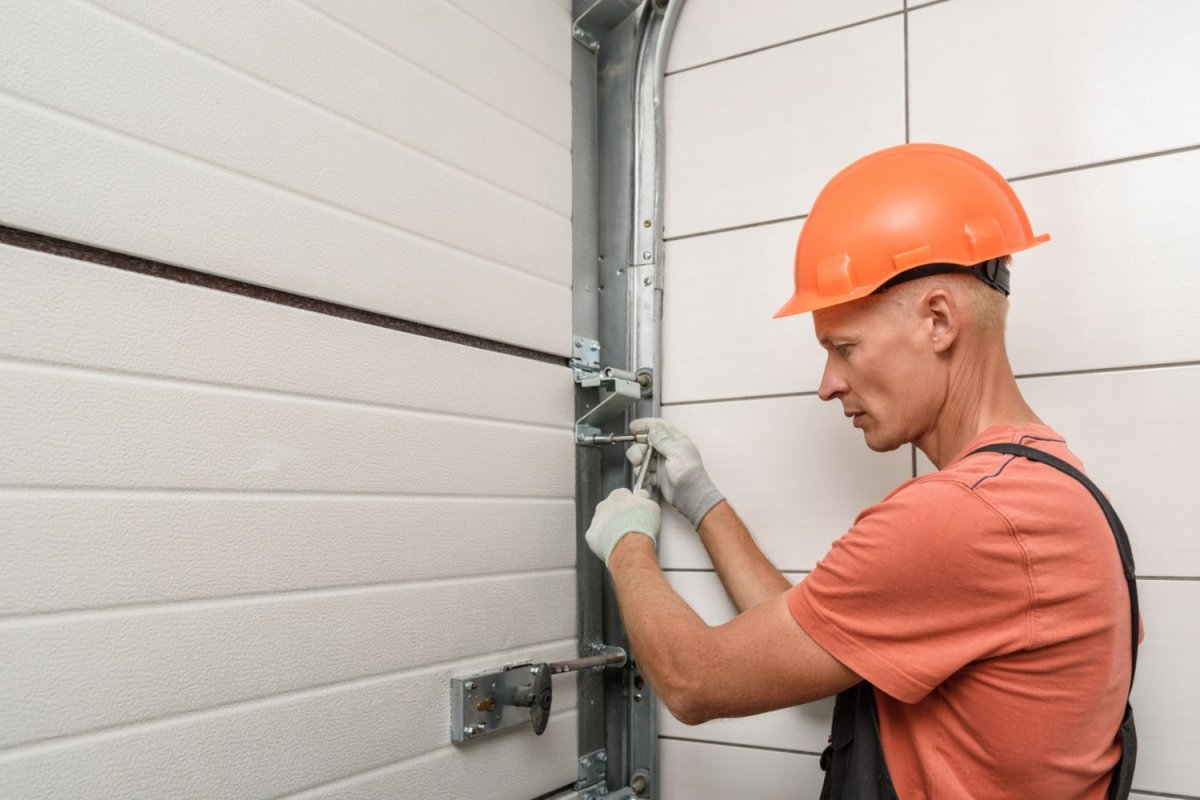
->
<box><xmin>655</xmin><ymin>649</ymin><xmax>718</xmax><ymax>726</ymax></box>
<box><xmin>661</xmin><ymin>687</ymin><xmax>715</xmax><ymax>726</ymax></box>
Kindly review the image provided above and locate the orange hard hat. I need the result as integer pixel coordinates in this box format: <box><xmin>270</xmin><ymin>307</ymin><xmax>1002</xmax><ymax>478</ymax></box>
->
<box><xmin>773</xmin><ymin>143</ymin><xmax>1050</xmax><ymax>317</ymax></box>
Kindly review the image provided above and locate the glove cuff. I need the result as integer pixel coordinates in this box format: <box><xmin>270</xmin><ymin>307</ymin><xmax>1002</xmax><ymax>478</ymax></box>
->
<box><xmin>674</xmin><ymin>465</ymin><xmax>725</xmax><ymax>529</ymax></box>
<box><xmin>593</xmin><ymin>506</ymin><xmax>661</xmax><ymax>566</ymax></box>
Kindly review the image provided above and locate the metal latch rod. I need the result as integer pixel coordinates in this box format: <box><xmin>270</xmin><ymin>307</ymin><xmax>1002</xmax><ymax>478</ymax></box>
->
<box><xmin>549</xmin><ymin>646</ymin><xmax>627</xmax><ymax>675</ymax></box>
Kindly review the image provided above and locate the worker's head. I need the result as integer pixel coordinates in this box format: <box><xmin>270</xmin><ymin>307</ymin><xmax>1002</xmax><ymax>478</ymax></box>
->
<box><xmin>775</xmin><ymin>143</ymin><xmax>1047</xmax><ymax>451</ymax></box>
<box><xmin>812</xmin><ymin>260</ymin><xmax>1010</xmax><ymax>452</ymax></box>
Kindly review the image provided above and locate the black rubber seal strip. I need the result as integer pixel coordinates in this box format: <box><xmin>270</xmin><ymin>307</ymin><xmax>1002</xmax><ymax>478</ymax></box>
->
<box><xmin>0</xmin><ymin>224</ymin><xmax>567</xmax><ymax>367</ymax></box>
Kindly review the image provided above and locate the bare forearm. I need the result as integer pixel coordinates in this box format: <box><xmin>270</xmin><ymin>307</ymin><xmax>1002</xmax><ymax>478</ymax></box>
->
<box><xmin>697</xmin><ymin>500</ymin><xmax>791</xmax><ymax>612</ymax></box>
<box><xmin>607</xmin><ymin>535</ymin><xmax>710</xmax><ymax>716</ymax></box>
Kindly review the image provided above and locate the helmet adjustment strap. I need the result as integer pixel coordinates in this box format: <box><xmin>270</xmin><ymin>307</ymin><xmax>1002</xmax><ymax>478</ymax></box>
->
<box><xmin>872</xmin><ymin>257</ymin><xmax>1011</xmax><ymax>297</ymax></box>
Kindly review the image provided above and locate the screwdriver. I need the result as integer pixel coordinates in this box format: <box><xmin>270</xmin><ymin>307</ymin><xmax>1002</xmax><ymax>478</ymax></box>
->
<box><xmin>577</xmin><ymin>432</ymin><xmax>648</xmax><ymax>445</ymax></box>
<box><xmin>633</xmin><ymin>443</ymin><xmax>656</xmax><ymax>494</ymax></box>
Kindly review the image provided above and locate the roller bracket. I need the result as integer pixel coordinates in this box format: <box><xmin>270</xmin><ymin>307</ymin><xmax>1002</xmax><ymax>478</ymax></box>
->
<box><xmin>573</xmin><ymin>339</ymin><xmax>651</xmax><ymax>445</ymax></box>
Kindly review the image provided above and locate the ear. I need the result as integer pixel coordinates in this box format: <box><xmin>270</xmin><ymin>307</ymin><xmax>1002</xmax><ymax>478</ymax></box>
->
<box><xmin>923</xmin><ymin>289</ymin><xmax>960</xmax><ymax>354</ymax></box>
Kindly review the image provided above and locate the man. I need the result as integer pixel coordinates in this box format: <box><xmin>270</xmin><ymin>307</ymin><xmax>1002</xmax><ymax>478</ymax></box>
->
<box><xmin>584</xmin><ymin>144</ymin><xmax>1135</xmax><ymax>798</ymax></box>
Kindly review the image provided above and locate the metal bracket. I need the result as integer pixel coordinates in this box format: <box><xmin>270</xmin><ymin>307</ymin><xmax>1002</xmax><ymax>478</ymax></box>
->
<box><xmin>575</xmin><ymin>749</ymin><xmax>608</xmax><ymax>799</ymax></box>
<box><xmin>572</xmin><ymin>0</ymin><xmax>642</xmax><ymax>52</ymax></box>
<box><xmin>573</xmin><ymin>338</ymin><xmax>649</xmax><ymax>445</ymax></box>
<box><xmin>450</xmin><ymin>645</ymin><xmax>627</xmax><ymax>745</ymax></box>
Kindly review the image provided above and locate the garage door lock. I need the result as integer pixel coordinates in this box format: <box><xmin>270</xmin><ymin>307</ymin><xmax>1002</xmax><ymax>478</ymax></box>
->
<box><xmin>451</xmin><ymin>644</ymin><xmax>627</xmax><ymax>744</ymax></box>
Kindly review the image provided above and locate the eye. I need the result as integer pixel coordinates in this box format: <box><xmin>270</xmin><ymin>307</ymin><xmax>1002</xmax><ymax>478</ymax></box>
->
<box><xmin>834</xmin><ymin>344</ymin><xmax>853</xmax><ymax>359</ymax></box>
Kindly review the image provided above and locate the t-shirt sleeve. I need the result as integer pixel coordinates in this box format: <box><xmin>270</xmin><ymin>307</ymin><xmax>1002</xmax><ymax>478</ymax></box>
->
<box><xmin>788</xmin><ymin>479</ymin><xmax>1033</xmax><ymax>704</ymax></box>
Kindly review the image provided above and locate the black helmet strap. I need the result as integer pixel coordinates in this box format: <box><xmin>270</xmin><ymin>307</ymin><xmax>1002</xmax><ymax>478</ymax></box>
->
<box><xmin>872</xmin><ymin>257</ymin><xmax>1011</xmax><ymax>297</ymax></box>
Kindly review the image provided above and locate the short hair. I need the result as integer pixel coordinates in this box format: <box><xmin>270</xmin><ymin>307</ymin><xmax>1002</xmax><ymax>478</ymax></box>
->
<box><xmin>886</xmin><ymin>255</ymin><xmax>1012</xmax><ymax>335</ymax></box>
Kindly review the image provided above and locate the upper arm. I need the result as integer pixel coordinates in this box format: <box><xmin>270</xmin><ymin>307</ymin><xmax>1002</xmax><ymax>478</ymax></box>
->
<box><xmin>682</xmin><ymin>592</ymin><xmax>860</xmax><ymax>723</ymax></box>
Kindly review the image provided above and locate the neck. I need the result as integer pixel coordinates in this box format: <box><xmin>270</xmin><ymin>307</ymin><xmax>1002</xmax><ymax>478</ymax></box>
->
<box><xmin>916</xmin><ymin>342</ymin><xmax>1042</xmax><ymax>469</ymax></box>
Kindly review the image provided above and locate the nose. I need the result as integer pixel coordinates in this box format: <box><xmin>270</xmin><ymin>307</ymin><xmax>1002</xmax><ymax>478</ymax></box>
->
<box><xmin>817</xmin><ymin>353</ymin><xmax>849</xmax><ymax>402</ymax></box>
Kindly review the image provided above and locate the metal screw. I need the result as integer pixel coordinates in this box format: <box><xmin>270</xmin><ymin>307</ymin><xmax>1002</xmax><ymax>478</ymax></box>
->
<box><xmin>642</xmin><ymin>251</ymin><xmax>652</xmax><ymax>260</ymax></box>
<box><xmin>581</xmin><ymin>757</ymin><xmax>592</xmax><ymax>768</ymax></box>
<box><xmin>643</xmin><ymin>219</ymin><xmax>652</xmax><ymax>228</ymax></box>
<box><xmin>464</xmin><ymin>726</ymin><xmax>477</xmax><ymax>738</ymax></box>
<box><xmin>597</xmin><ymin>750</ymin><xmax>607</xmax><ymax>762</ymax></box>
<box><xmin>590</xmin><ymin>342</ymin><xmax>599</xmax><ymax>351</ymax></box>
<box><xmin>574</xmin><ymin>339</ymin><xmax>583</xmax><ymax>348</ymax></box>
<box><xmin>643</xmin><ymin>276</ymin><xmax>652</xmax><ymax>286</ymax></box>
<box><xmin>464</xmin><ymin>681</ymin><xmax>476</xmax><ymax>691</ymax></box>
<box><xmin>633</xmin><ymin>692</ymin><xmax>643</xmax><ymax>702</ymax></box>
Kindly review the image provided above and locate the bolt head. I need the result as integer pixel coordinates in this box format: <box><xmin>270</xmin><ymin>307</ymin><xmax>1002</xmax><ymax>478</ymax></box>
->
<box><xmin>581</xmin><ymin>757</ymin><xmax>591</xmax><ymax>768</ymax></box>
<box><xmin>574</xmin><ymin>339</ymin><xmax>583</xmax><ymax>348</ymax></box>
<box><xmin>642</xmin><ymin>251</ymin><xmax>652</xmax><ymax>260</ymax></box>
<box><xmin>643</xmin><ymin>276</ymin><xmax>652</xmax><ymax>286</ymax></box>
<box><xmin>634</xmin><ymin>692</ymin><xmax>643</xmax><ymax>702</ymax></box>
<box><xmin>597</xmin><ymin>751</ymin><xmax>607</xmax><ymax>762</ymax></box>
<box><xmin>464</xmin><ymin>681</ymin><xmax>476</xmax><ymax>690</ymax></box>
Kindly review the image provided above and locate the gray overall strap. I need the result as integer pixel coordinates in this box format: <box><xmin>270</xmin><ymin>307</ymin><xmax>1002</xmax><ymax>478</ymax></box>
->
<box><xmin>969</xmin><ymin>443</ymin><xmax>1138</xmax><ymax>799</ymax></box>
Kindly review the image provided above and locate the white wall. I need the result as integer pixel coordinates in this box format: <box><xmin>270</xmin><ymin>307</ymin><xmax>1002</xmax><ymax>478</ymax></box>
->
<box><xmin>659</xmin><ymin>1</ymin><xmax>1200</xmax><ymax>797</ymax></box>
<box><xmin>0</xmin><ymin>1</ymin><xmax>578</xmax><ymax>798</ymax></box>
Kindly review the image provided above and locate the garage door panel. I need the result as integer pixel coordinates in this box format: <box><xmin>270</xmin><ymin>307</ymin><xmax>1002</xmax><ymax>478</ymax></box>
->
<box><xmin>88</xmin><ymin>0</ymin><xmax>571</xmax><ymax>215</ymax></box>
<box><xmin>0</xmin><ymin>643</ymin><xmax>578</xmax><ymax>799</ymax></box>
<box><xmin>0</xmin><ymin>100</ymin><xmax>569</xmax><ymax>354</ymax></box>
<box><xmin>0</xmin><ymin>573</ymin><xmax>576</xmax><ymax>749</ymax></box>
<box><xmin>0</xmin><ymin>2</ymin><xmax>568</xmax><ymax>290</ymax></box>
<box><xmin>0</xmin><ymin>245</ymin><xmax>569</xmax><ymax>427</ymax></box>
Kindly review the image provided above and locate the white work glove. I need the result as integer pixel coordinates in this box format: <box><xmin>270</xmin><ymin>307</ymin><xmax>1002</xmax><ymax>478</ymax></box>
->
<box><xmin>626</xmin><ymin>417</ymin><xmax>724</xmax><ymax>529</ymax></box>
<box><xmin>585</xmin><ymin>488</ymin><xmax>661</xmax><ymax>566</ymax></box>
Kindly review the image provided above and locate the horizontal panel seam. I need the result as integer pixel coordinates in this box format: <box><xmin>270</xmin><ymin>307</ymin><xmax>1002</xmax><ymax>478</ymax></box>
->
<box><xmin>0</xmin><ymin>485</ymin><xmax>575</xmax><ymax>500</ymax></box>
<box><xmin>271</xmin><ymin>708</ymin><xmax>580</xmax><ymax>800</ymax></box>
<box><xmin>437</xmin><ymin>0</ymin><xmax>571</xmax><ymax>81</ymax></box>
<box><xmin>665</xmin><ymin>10</ymin><xmax>906</xmax><ymax>77</ymax></box>
<box><xmin>297</xmin><ymin>0</ymin><xmax>570</xmax><ymax>148</ymax></box>
<box><xmin>0</xmin><ymin>567</ymin><xmax>578</xmax><ymax>624</ymax></box>
<box><xmin>1009</xmin><ymin>143</ymin><xmax>1200</xmax><ymax>184</ymax></box>
<box><xmin>0</xmin><ymin>225</ymin><xmax>567</xmax><ymax>365</ymax></box>
<box><xmin>664</xmin><ymin>213</ymin><xmax>808</xmax><ymax>243</ymax></box>
<box><xmin>663</xmin><ymin>361</ymin><xmax>1200</xmax><ymax>407</ymax></box>
<box><xmin>0</xmin><ymin>635</ymin><xmax>579</xmax><ymax>761</ymax></box>
<box><xmin>0</xmin><ymin>354</ymin><xmax>572</xmax><ymax>433</ymax></box>
<box><xmin>0</xmin><ymin>566</ymin><xmax>577</xmax><ymax>626</ymax></box>
<box><xmin>80</xmin><ymin>0</ymin><xmax>572</xmax><ymax>218</ymax></box>
<box><xmin>658</xmin><ymin>734</ymin><xmax>823</xmax><ymax>758</ymax></box>
<box><xmin>665</xmin><ymin>146</ymin><xmax>1200</xmax><ymax>242</ymax></box>
<box><xmin>0</xmin><ymin>486</ymin><xmax>575</xmax><ymax>502</ymax></box>
<box><xmin>0</xmin><ymin>88</ymin><xmax>572</xmax><ymax>291</ymax></box>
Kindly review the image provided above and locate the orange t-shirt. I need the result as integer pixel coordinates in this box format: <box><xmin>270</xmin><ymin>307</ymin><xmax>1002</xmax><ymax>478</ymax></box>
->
<box><xmin>788</xmin><ymin>424</ymin><xmax>1133</xmax><ymax>800</ymax></box>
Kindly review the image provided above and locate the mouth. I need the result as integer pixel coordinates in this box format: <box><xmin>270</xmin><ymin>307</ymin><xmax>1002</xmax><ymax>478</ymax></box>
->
<box><xmin>845</xmin><ymin>410</ymin><xmax>867</xmax><ymax>428</ymax></box>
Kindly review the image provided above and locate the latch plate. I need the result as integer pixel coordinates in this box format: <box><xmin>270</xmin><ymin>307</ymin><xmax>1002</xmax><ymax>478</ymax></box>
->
<box><xmin>451</xmin><ymin>662</ymin><xmax>544</xmax><ymax>744</ymax></box>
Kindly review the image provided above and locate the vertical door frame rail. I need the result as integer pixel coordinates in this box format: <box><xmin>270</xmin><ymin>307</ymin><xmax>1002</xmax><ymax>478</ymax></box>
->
<box><xmin>569</xmin><ymin>1</ymin><xmax>684</xmax><ymax>798</ymax></box>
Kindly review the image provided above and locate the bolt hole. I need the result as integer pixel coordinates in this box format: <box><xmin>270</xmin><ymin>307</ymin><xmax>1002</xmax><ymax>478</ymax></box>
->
<box><xmin>633</xmin><ymin>675</ymin><xmax>644</xmax><ymax>691</ymax></box>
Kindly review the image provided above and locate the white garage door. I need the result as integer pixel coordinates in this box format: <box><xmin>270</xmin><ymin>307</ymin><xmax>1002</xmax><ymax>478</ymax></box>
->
<box><xmin>0</xmin><ymin>1</ymin><xmax>580</xmax><ymax>797</ymax></box>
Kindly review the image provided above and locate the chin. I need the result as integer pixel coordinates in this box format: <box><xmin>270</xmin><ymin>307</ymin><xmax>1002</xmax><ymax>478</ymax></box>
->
<box><xmin>862</xmin><ymin>430</ymin><xmax>906</xmax><ymax>453</ymax></box>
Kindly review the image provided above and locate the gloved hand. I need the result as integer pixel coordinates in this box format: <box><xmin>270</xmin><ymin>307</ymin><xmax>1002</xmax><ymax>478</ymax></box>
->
<box><xmin>585</xmin><ymin>488</ymin><xmax>661</xmax><ymax>566</ymax></box>
<box><xmin>626</xmin><ymin>417</ymin><xmax>724</xmax><ymax>529</ymax></box>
